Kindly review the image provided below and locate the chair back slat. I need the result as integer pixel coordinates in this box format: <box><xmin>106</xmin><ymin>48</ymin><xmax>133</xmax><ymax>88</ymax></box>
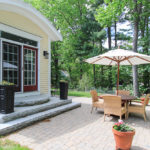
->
<box><xmin>103</xmin><ymin>95</ymin><xmax>122</xmax><ymax>115</ymax></box>
<box><xmin>90</xmin><ymin>90</ymin><xmax>98</xmax><ymax>102</ymax></box>
<box><xmin>116</xmin><ymin>90</ymin><xmax>130</xmax><ymax>95</ymax></box>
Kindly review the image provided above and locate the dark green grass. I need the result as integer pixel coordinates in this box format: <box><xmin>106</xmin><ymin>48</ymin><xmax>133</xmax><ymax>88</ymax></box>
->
<box><xmin>68</xmin><ymin>91</ymin><xmax>92</xmax><ymax>97</ymax></box>
<box><xmin>52</xmin><ymin>89</ymin><xmax>101</xmax><ymax>97</ymax></box>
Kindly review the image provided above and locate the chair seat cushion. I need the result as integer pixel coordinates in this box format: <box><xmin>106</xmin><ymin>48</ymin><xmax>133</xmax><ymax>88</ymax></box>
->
<box><xmin>140</xmin><ymin>98</ymin><xmax>145</xmax><ymax>101</ymax></box>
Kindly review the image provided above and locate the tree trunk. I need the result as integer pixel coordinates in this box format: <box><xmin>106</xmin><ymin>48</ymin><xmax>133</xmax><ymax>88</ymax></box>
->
<box><xmin>143</xmin><ymin>17</ymin><xmax>150</xmax><ymax>93</ymax></box>
<box><xmin>99</xmin><ymin>40</ymin><xmax>103</xmax><ymax>87</ymax></box>
<box><xmin>92</xmin><ymin>39</ymin><xmax>96</xmax><ymax>87</ymax></box>
<box><xmin>100</xmin><ymin>66</ymin><xmax>104</xmax><ymax>87</ymax></box>
<box><xmin>114</xmin><ymin>21</ymin><xmax>117</xmax><ymax>48</ymax></box>
<box><xmin>132</xmin><ymin>26</ymin><xmax>139</xmax><ymax>96</ymax></box>
<box><xmin>146</xmin><ymin>17</ymin><xmax>150</xmax><ymax>89</ymax></box>
<box><xmin>80</xmin><ymin>67</ymin><xmax>83</xmax><ymax>80</ymax></box>
<box><xmin>132</xmin><ymin>0</ymin><xmax>140</xmax><ymax>97</ymax></box>
<box><xmin>100</xmin><ymin>40</ymin><xmax>103</xmax><ymax>53</ymax></box>
<box><xmin>93</xmin><ymin>64</ymin><xmax>96</xmax><ymax>87</ymax></box>
<box><xmin>108</xmin><ymin>27</ymin><xmax>112</xmax><ymax>90</ymax></box>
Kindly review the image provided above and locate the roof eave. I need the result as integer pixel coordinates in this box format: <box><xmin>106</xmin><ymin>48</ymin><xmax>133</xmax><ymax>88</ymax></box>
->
<box><xmin>0</xmin><ymin>0</ymin><xmax>63</xmax><ymax>42</ymax></box>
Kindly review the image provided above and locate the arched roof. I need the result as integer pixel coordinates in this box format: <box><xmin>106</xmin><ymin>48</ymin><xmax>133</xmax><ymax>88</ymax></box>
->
<box><xmin>0</xmin><ymin>0</ymin><xmax>62</xmax><ymax>41</ymax></box>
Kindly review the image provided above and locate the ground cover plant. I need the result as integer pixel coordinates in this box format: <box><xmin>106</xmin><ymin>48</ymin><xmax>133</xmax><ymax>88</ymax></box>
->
<box><xmin>0</xmin><ymin>138</ymin><xmax>30</xmax><ymax>150</ymax></box>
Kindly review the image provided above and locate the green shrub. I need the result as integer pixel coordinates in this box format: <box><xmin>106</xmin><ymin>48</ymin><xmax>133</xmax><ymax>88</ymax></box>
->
<box><xmin>78</xmin><ymin>73</ymin><xmax>92</xmax><ymax>91</ymax></box>
<box><xmin>0</xmin><ymin>81</ymin><xmax>14</xmax><ymax>85</ymax></box>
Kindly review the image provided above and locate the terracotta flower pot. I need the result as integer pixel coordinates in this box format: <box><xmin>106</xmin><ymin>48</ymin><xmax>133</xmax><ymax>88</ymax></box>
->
<box><xmin>112</xmin><ymin>127</ymin><xmax>135</xmax><ymax>150</ymax></box>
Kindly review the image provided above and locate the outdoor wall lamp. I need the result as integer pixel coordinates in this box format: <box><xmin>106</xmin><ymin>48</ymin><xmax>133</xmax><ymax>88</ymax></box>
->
<box><xmin>43</xmin><ymin>51</ymin><xmax>49</xmax><ymax>59</ymax></box>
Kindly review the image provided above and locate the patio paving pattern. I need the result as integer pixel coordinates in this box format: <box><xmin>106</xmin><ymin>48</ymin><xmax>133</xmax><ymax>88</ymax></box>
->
<box><xmin>6</xmin><ymin>97</ymin><xmax>150</xmax><ymax>150</ymax></box>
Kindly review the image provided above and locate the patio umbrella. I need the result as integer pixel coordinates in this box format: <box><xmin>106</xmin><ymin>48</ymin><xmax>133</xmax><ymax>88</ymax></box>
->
<box><xmin>85</xmin><ymin>48</ymin><xmax>150</xmax><ymax>95</ymax></box>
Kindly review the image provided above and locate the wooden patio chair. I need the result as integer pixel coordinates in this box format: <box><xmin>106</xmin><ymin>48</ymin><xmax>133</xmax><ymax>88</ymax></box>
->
<box><xmin>117</xmin><ymin>90</ymin><xmax>130</xmax><ymax>105</ymax></box>
<box><xmin>116</xmin><ymin>90</ymin><xmax>130</xmax><ymax>95</ymax></box>
<box><xmin>127</xmin><ymin>94</ymin><xmax>150</xmax><ymax>121</ymax></box>
<box><xmin>102</xmin><ymin>95</ymin><xmax>127</xmax><ymax>121</ymax></box>
<box><xmin>132</xmin><ymin>94</ymin><xmax>150</xmax><ymax>105</ymax></box>
<box><xmin>90</xmin><ymin>90</ymin><xmax>103</xmax><ymax>113</ymax></box>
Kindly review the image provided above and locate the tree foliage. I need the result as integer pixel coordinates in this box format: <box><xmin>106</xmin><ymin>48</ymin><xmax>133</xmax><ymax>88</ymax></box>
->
<box><xmin>24</xmin><ymin>0</ymin><xmax>149</xmax><ymax>95</ymax></box>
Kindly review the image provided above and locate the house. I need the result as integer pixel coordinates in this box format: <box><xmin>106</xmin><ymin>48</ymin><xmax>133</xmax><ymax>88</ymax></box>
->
<box><xmin>0</xmin><ymin>0</ymin><xmax>62</xmax><ymax>97</ymax></box>
<box><xmin>0</xmin><ymin>0</ymin><xmax>81</xmax><ymax>135</ymax></box>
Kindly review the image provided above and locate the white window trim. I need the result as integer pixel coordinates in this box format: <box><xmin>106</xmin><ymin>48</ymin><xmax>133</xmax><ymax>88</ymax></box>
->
<box><xmin>0</xmin><ymin>25</ymin><xmax>41</xmax><ymax>93</ymax></box>
<box><xmin>0</xmin><ymin>23</ymin><xmax>42</xmax><ymax>41</ymax></box>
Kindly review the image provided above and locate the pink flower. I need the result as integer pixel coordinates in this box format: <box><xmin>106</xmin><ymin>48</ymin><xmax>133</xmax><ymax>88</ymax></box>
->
<box><xmin>115</xmin><ymin>123</ymin><xmax>120</xmax><ymax>126</ymax></box>
<box><xmin>118</xmin><ymin>119</ymin><xmax>124</xmax><ymax>124</ymax></box>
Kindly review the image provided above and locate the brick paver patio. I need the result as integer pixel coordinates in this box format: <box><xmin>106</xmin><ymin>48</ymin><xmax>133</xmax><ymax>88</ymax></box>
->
<box><xmin>6</xmin><ymin>97</ymin><xmax>150</xmax><ymax>150</ymax></box>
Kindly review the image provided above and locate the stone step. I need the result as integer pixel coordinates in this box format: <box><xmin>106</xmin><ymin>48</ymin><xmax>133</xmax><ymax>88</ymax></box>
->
<box><xmin>15</xmin><ymin>94</ymin><xmax>50</xmax><ymax>106</ymax></box>
<box><xmin>0</xmin><ymin>102</ymin><xmax>81</xmax><ymax>135</ymax></box>
<box><xmin>0</xmin><ymin>98</ymin><xmax>72</xmax><ymax>123</ymax></box>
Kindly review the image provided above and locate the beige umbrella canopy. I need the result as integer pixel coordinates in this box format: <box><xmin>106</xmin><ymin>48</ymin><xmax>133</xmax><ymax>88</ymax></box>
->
<box><xmin>85</xmin><ymin>48</ymin><xmax>150</xmax><ymax>95</ymax></box>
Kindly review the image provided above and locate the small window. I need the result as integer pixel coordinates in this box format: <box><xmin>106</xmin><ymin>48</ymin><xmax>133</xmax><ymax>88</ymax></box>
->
<box><xmin>0</xmin><ymin>31</ymin><xmax>38</xmax><ymax>47</ymax></box>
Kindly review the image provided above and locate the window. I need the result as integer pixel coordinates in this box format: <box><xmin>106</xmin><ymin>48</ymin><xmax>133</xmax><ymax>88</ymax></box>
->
<box><xmin>24</xmin><ymin>48</ymin><xmax>36</xmax><ymax>86</ymax></box>
<box><xmin>0</xmin><ymin>31</ymin><xmax>37</xmax><ymax>47</ymax></box>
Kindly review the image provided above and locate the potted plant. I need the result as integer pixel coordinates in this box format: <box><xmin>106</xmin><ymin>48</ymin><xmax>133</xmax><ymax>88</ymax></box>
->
<box><xmin>112</xmin><ymin>120</ymin><xmax>135</xmax><ymax>150</ymax></box>
<box><xmin>59</xmin><ymin>80</ymin><xmax>68</xmax><ymax>100</ymax></box>
<box><xmin>0</xmin><ymin>81</ymin><xmax>16</xmax><ymax>114</ymax></box>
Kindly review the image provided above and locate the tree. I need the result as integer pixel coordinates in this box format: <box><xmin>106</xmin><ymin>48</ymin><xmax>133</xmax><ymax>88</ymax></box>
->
<box><xmin>131</xmin><ymin>0</ymin><xmax>142</xmax><ymax>97</ymax></box>
<box><xmin>24</xmin><ymin>0</ymin><xmax>149</xmax><ymax>93</ymax></box>
<box><xmin>95</xmin><ymin>0</ymin><xmax>149</xmax><ymax>96</ymax></box>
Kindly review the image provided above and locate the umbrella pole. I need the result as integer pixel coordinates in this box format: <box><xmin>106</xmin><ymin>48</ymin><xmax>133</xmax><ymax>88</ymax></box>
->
<box><xmin>117</xmin><ymin>62</ymin><xmax>120</xmax><ymax>95</ymax></box>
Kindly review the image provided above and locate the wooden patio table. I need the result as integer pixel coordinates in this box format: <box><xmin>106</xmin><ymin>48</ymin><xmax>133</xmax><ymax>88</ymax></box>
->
<box><xmin>119</xmin><ymin>94</ymin><xmax>137</xmax><ymax>101</ymax></box>
<box><xmin>119</xmin><ymin>94</ymin><xmax>137</xmax><ymax>118</ymax></box>
<box><xmin>100</xmin><ymin>94</ymin><xmax>137</xmax><ymax>102</ymax></box>
<box><xmin>100</xmin><ymin>94</ymin><xmax>137</xmax><ymax>119</ymax></box>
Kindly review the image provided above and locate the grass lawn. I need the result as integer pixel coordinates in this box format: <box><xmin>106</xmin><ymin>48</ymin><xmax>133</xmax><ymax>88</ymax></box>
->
<box><xmin>0</xmin><ymin>139</ymin><xmax>30</xmax><ymax>150</ymax></box>
<box><xmin>53</xmin><ymin>89</ymin><xmax>150</xmax><ymax>104</ymax></box>
<box><xmin>68</xmin><ymin>90</ymin><xmax>92</xmax><ymax>97</ymax></box>
<box><xmin>53</xmin><ymin>89</ymin><xmax>102</xmax><ymax>97</ymax></box>
<box><xmin>68</xmin><ymin>90</ymin><xmax>102</xmax><ymax>97</ymax></box>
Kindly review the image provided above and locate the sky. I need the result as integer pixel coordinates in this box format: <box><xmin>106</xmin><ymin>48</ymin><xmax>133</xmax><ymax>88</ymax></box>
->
<box><xmin>103</xmin><ymin>21</ymin><xmax>132</xmax><ymax>49</ymax></box>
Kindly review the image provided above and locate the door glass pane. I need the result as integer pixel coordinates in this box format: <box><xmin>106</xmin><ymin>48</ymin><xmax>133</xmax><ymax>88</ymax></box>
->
<box><xmin>2</xmin><ymin>43</ymin><xmax>19</xmax><ymax>86</ymax></box>
<box><xmin>24</xmin><ymin>48</ymin><xmax>36</xmax><ymax>86</ymax></box>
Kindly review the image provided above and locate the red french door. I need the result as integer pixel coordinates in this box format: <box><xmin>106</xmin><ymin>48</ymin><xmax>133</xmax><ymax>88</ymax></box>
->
<box><xmin>23</xmin><ymin>46</ymin><xmax>38</xmax><ymax>92</ymax></box>
<box><xmin>2</xmin><ymin>42</ymin><xmax>21</xmax><ymax>92</ymax></box>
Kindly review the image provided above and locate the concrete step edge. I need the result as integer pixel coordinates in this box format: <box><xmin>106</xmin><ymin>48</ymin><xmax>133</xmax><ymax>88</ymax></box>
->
<box><xmin>0</xmin><ymin>100</ymin><xmax>72</xmax><ymax>123</ymax></box>
<box><xmin>14</xmin><ymin>97</ymin><xmax>50</xmax><ymax>107</ymax></box>
<box><xmin>0</xmin><ymin>102</ymin><xmax>81</xmax><ymax>136</ymax></box>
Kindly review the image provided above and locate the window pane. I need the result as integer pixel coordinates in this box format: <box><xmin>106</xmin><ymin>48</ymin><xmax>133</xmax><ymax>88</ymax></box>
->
<box><xmin>1</xmin><ymin>31</ymin><xmax>37</xmax><ymax>47</ymax></box>
<box><xmin>2</xmin><ymin>43</ymin><xmax>19</xmax><ymax>86</ymax></box>
<box><xmin>24</xmin><ymin>48</ymin><xmax>36</xmax><ymax>86</ymax></box>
